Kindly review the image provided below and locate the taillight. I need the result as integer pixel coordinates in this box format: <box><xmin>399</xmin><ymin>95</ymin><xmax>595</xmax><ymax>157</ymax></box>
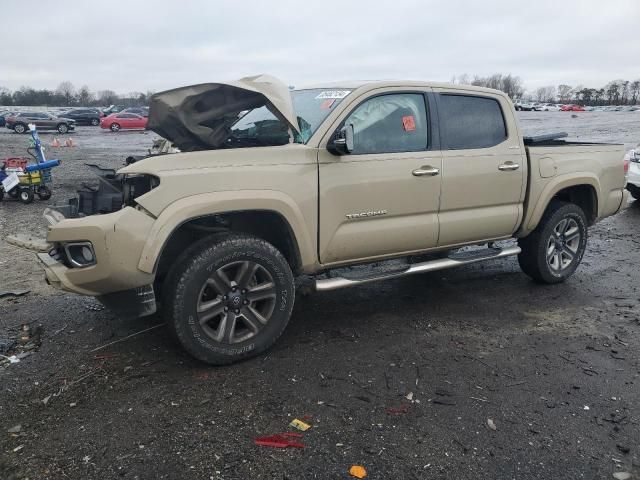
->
<box><xmin>623</xmin><ymin>152</ymin><xmax>630</xmax><ymax>176</ymax></box>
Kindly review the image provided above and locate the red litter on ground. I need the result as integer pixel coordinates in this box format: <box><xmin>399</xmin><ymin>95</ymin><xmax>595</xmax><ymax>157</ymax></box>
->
<box><xmin>386</xmin><ymin>404</ymin><xmax>410</xmax><ymax>415</ymax></box>
<box><xmin>254</xmin><ymin>432</ymin><xmax>305</xmax><ymax>448</ymax></box>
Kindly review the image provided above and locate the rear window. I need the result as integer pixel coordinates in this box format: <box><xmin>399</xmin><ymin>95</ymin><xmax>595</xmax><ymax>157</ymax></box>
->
<box><xmin>438</xmin><ymin>94</ymin><xmax>507</xmax><ymax>150</ymax></box>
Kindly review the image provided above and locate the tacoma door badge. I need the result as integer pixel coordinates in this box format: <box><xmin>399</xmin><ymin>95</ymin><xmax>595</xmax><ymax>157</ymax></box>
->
<box><xmin>346</xmin><ymin>209</ymin><xmax>388</xmax><ymax>220</ymax></box>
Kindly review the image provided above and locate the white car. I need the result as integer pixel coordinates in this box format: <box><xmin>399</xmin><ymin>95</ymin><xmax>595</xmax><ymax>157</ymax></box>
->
<box><xmin>626</xmin><ymin>148</ymin><xmax>640</xmax><ymax>200</ymax></box>
<box><xmin>540</xmin><ymin>103</ymin><xmax>561</xmax><ymax>111</ymax></box>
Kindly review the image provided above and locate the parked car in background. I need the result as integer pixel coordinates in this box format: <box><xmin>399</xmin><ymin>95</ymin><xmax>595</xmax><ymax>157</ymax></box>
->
<box><xmin>102</xmin><ymin>104</ymin><xmax>126</xmax><ymax>116</ymax></box>
<box><xmin>0</xmin><ymin>110</ymin><xmax>14</xmax><ymax>127</ymax></box>
<box><xmin>100</xmin><ymin>112</ymin><xmax>147</xmax><ymax>131</ymax></box>
<box><xmin>561</xmin><ymin>104</ymin><xmax>585</xmax><ymax>112</ymax></box>
<box><xmin>120</xmin><ymin>106</ymin><xmax>149</xmax><ymax>117</ymax></box>
<box><xmin>5</xmin><ymin>112</ymin><xmax>76</xmax><ymax>133</ymax></box>
<box><xmin>514</xmin><ymin>101</ymin><xmax>534</xmax><ymax>111</ymax></box>
<box><xmin>626</xmin><ymin>148</ymin><xmax>640</xmax><ymax>200</ymax></box>
<box><xmin>540</xmin><ymin>103</ymin><xmax>561</xmax><ymax>111</ymax></box>
<box><xmin>59</xmin><ymin>108</ymin><xmax>104</xmax><ymax>126</ymax></box>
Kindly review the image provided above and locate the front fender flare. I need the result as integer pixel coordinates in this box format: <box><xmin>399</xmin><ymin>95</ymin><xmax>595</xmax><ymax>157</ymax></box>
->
<box><xmin>137</xmin><ymin>190</ymin><xmax>316</xmax><ymax>273</ymax></box>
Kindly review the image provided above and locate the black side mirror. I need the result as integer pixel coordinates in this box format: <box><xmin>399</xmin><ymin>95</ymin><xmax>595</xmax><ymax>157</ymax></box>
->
<box><xmin>329</xmin><ymin>123</ymin><xmax>354</xmax><ymax>155</ymax></box>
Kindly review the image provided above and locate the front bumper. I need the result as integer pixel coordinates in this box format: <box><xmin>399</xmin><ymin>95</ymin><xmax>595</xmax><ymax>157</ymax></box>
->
<box><xmin>38</xmin><ymin>206</ymin><xmax>156</xmax><ymax>296</ymax></box>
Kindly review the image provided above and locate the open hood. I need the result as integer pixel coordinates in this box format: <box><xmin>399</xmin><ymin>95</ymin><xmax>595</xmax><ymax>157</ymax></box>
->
<box><xmin>147</xmin><ymin>74</ymin><xmax>300</xmax><ymax>151</ymax></box>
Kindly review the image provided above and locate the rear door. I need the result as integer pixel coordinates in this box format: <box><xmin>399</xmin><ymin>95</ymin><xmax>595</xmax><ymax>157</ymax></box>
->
<box><xmin>433</xmin><ymin>89</ymin><xmax>526</xmax><ymax>246</ymax></box>
<box><xmin>30</xmin><ymin>113</ymin><xmax>51</xmax><ymax>129</ymax></box>
<box><xmin>317</xmin><ymin>90</ymin><xmax>442</xmax><ymax>264</ymax></box>
<box><xmin>130</xmin><ymin>114</ymin><xmax>146</xmax><ymax>128</ymax></box>
<box><xmin>116</xmin><ymin>114</ymin><xmax>134</xmax><ymax>128</ymax></box>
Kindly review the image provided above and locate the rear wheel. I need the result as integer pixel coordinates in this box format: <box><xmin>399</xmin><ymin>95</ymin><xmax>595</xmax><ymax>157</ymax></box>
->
<box><xmin>13</xmin><ymin>123</ymin><xmax>26</xmax><ymax>134</ymax></box>
<box><xmin>37</xmin><ymin>186</ymin><xmax>52</xmax><ymax>200</ymax></box>
<box><xmin>518</xmin><ymin>201</ymin><xmax>587</xmax><ymax>284</ymax></box>
<box><xmin>110</xmin><ymin>123</ymin><xmax>121</xmax><ymax>132</ymax></box>
<box><xmin>164</xmin><ymin>234</ymin><xmax>295</xmax><ymax>365</ymax></box>
<box><xmin>57</xmin><ymin>123</ymin><xmax>69</xmax><ymax>134</ymax></box>
<box><xmin>90</xmin><ymin>118</ymin><xmax>100</xmax><ymax>126</ymax></box>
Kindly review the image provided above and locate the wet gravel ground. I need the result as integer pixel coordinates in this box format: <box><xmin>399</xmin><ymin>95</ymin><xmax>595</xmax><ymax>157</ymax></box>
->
<box><xmin>1</xmin><ymin>113</ymin><xmax>640</xmax><ymax>479</ymax></box>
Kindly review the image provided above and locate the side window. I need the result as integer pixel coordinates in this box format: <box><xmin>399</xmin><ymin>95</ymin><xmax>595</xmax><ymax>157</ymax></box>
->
<box><xmin>438</xmin><ymin>94</ymin><xmax>507</xmax><ymax>149</ymax></box>
<box><xmin>117</xmin><ymin>114</ymin><xmax>134</xmax><ymax>119</ymax></box>
<box><xmin>344</xmin><ymin>93</ymin><xmax>428</xmax><ymax>154</ymax></box>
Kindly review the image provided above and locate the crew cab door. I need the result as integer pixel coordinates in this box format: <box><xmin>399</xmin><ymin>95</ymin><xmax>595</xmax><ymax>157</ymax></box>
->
<box><xmin>432</xmin><ymin>89</ymin><xmax>526</xmax><ymax>246</ymax></box>
<box><xmin>317</xmin><ymin>90</ymin><xmax>442</xmax><ymax>265</ymax></box>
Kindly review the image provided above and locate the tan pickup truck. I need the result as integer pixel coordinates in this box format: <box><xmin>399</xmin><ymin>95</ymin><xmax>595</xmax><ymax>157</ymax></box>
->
<box><xmin>36</xmin><ymin>75</ymin><xmax>629</xmax><ymax>364</ymax></box>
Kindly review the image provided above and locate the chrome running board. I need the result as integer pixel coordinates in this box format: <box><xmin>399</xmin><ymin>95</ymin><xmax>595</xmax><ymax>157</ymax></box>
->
<box><xmin>315</xmin><ymin>245</ymin><xmax>521</xmax><ymax>292</ymax></box>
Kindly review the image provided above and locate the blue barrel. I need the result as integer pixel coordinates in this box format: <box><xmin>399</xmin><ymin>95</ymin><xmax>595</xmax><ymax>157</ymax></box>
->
<box><xmin>24</xmin><ymin>159</ymin><xmax>60</xmax><ymax>172</ymax></box>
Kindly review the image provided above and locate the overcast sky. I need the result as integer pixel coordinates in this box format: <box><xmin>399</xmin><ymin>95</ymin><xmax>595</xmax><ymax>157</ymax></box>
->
<box><xmin>1</xmin><ymin>0</ymin><xmax>638</xmax><ymax>95</ymax></box>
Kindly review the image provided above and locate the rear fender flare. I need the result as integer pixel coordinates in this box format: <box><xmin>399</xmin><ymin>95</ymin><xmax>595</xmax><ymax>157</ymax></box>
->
<box><xmin>525</xmin><ymin>174</ymin><xmax>601</xmax><ymax>232</ymax></box>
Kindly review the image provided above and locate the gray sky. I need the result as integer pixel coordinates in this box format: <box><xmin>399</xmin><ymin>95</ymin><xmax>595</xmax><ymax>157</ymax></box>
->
<box><xmin>1</xmin><ymin>0</ymin><xmax>638</xmax><ymax>95</ymax></box>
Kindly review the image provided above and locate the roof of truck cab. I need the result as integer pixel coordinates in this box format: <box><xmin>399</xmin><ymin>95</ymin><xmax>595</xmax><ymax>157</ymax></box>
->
<box><xmin>295</xmin><ymin>80</ymin><xmax>507</xmax><ymax>97</ymax></box>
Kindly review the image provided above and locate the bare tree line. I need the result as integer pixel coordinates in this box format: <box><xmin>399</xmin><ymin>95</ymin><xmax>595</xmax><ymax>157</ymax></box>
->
<box><xmin>533</xmin><ymin>80</ymin><xmax>640</xmax><ymax>105</ymax></box>
<box><xmin>0</xmin><ymin>81</ymin><xmax>154</xmax><ymax>107</ymax></box>
<box><xmin>3</xmin><ymin>76</ymin><xmax>640</xmax><ymax>108</ymax></box>
<box><xmin>452</xmin><ymin>74</ymin><xmax>640</xmax><ymax>105</ymax></box>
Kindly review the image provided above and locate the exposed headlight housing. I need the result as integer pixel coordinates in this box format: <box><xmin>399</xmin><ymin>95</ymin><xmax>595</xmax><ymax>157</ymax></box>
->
<box><xmin>123</xmin><ymin>174</ymin><xmax>160</xmax><ymax>207</ymax></box>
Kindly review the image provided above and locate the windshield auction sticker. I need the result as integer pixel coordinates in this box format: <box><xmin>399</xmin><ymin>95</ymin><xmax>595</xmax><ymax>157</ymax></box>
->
<box><xmin>315</xmin><ymin>90</ymin><xmax>351</xmax><ymax>99</ymax></box>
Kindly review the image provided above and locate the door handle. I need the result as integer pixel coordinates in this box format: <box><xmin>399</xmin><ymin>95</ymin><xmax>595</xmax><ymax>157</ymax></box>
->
<box><xmin>412</xmin><ymin>166</ymin><xmax>440</xmax><ymax>177</ymax></box>
<box><xmin>498</xmin><ymin>162</ymin><xmax>520</xmax><ymax>171</ymax></box>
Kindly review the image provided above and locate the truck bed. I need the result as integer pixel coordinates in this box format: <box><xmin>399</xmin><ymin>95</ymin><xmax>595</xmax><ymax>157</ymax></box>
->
<box><xmin>520</xmin><ymin>140</ymin><xmax>627</xmax><ymax>235</ymax></box>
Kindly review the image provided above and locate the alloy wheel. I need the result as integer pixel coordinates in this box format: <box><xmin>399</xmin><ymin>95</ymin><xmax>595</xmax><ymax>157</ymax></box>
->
<box><xmin>196</xmin><ymin>260</ymin><xmax>277</xmax><ymax>344</ymax></box>
<box><xmin>546</xmin><ymin>218</ymin><xmax>581</xmax><ymax>271</ymax></box>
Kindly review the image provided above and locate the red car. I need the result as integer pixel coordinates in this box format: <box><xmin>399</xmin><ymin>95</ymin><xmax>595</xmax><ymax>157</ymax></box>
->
<box><xmin>560</xmin><ymin>104</ymin><xmax>585</xmax><ymax>112</ymax></box>
<box><xmin>100</xmin><ymin>112</ymin><xmax>148</xmax><ymax>131</ymax></box>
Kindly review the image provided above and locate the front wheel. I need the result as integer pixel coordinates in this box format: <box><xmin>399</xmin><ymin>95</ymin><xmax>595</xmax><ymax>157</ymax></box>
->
<box><xmin>57</xmin><ymin>123</ymin><xmax>69</xmax><ymax>134</ymax></box>
<box><xmin>19</xmin><ymin>188</ymin><xmax>34</xmax><ymax>204</ymax></box>
<box><xmin>164</xmin><ymin>235</ymin><xmax>295</xmax><ymax>365</ymax></box>
<box><xmin>90</xmin><ymin>118</ymin><xmax>100</xmax><ymax>126</ymax></box>
<box><xmin>13</xmin><ymin>123</ymin><xmax>26</xmax><ymax>134</ymax></box>
<box><xmin>518</xmin><ymin>201</ymin><xmax>587</xmax><ymax>284</ymax></box>
<box><xmin>110</xmin><ymin>123</ymin><xmax>121</xmax><ymax>132</ymax></box>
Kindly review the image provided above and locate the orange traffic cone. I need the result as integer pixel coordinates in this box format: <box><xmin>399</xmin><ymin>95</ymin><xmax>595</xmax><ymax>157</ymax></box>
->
<box><xmin>65</xmin><ymin>138</ymin><xmax>74</xmax><ymax>147</ymax></box>
<box><xmin>51</xmin><ymin>137</ymin><xmax>60</xmax><ymax>147</ymax></box>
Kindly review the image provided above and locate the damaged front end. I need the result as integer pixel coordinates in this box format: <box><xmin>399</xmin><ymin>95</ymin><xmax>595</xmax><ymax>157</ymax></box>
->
<box><xmin>51</xmin><ymin>138</ymin><xmax>176</xmax><ymax>218</ymax></box>
<box><xmin>52</xmin><ymin>164</ymin><xmax>160</xmax><ymax>218</ymax></box>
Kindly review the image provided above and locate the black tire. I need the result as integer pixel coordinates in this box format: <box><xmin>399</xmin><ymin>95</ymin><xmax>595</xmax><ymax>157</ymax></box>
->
<box><xmin>163</xmin><ymin>234</ymin><xmax>295</xmax><ymax>365</ymax></box>
<box><xmin>57</xmin><ymin>123</ymin><xmax>69</xmax><ymax>134</ymax></box>
<box><xmin>518</xmin><ymin>200</ymin><xmax>587</xmax><ymax>284</ymax></box>
<box><xmin>110</xmin><ymin>123</ymin><xmax>121</xmax><ymax>132</ymax></box>
<box><xmin>19</xmin><ymin>188</ymin><xmax>34</xmax><ymax>204</ymax></box>
<box><xmin>0</xmin><ymin>189</ymin><xmax>3</xmax><ymax>201</ymax></box>
<box><xmin>627</xmin><ymin>184</ymin><xmax>640</xmax><ymax>200</ymax></box>
<box><xmin>13</xmin><ymin>123</ymin><xmax>27</xmax><ymax>134</ymax></box>
<box><xmin>90</xmin><ymin>118</ymin><xmax>100</xmax><ymax>126</ymax></box>
<box><xmin>37</xmin><ymin>186</ymin><xmax>52</xmax><ymax>200</ymax></box>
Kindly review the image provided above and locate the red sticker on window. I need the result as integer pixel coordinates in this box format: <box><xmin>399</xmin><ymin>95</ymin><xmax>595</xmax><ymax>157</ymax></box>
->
<box><xmin>320</xmin><ymin>99</ymin><xmax>336</xmax><ymax>110</ymax></box>
<box><xmin>402</xmin><ymin>115</ymin><xmax>416</xmax><ymax>132</ymax></box>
